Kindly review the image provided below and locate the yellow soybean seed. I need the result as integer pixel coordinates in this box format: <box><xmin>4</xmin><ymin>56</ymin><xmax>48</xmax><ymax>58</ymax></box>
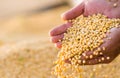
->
<box><xmin>82</xmin><ymin>53</ymin><xmax>86</xmax><ymax>56</ymax></box>
<box><xmin>97</xmin><ymin>48</ymin><xmax>101</xmax><ymax>52</ymax></box>
<box><xmin>107</xmin><ymin>57</ymin><xmax>110</xmax><ymax>60</ymax></box>
<box><xmin>101</xmin><ymin>57</ymin><xmax>105</xmax><ymax>61</ymax></box>
<box><xmin>113</xmin><ymin>3</ymin><xmax>118</xmax><ymax>7</ymax></box>
<box><xmin>83</xmin><ymin>60</ymin><xmax>86</xmax><ymax>64</ymax></box>
<box><xmin>94</xmin><ymin>51</ymin><xmax>99</xmax><ymax>55</ymax></box>
<box><xmin>90</xmin><ymin>55</ymin><xmax>93</xmax><ymax>59</ymax></box>
<box><xmin>100</xmin><ymin>52</ymin><xmax>103</xmax><ymax>55</ymax></box>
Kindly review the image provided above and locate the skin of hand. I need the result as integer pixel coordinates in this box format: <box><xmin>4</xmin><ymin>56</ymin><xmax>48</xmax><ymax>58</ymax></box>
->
<box><xmin>49</xmin><ymin>0</ymin><xmax>120</xmax><ymax>65</ymax></box>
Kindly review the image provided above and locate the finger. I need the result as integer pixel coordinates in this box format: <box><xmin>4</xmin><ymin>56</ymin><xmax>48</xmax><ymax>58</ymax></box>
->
<box><xmin>81</xmin><ymin>27</ymin><xmax>120</xmax><ymax>60</ymax></box>
<box><xmin>61</xmin><ymin>2</ymin><xmax>84</xmax><ymax>20</ymax></box>
<box><xmin>49</xmin><ymin>22</ymin><xmax>72</xmax><ymax>36</ymax></box>
<box><xmin>55</xmin><ymin>42</ymin><xmax>62</xmax><ymax>48</ymax></box>
<box><xmin>65</xmin><ymin>55</ymin><xmax>110</xmax><ymax>65</ymax></box>
<box><xmin>107</xmin><ymin>49</ymin><xmax>120</xmax><ymax>61</ymax></box>
<box><xmin>50</xmin><ymin>34</ymin><xmax>64</xmax><ymax>43</ymax></box>
<box><xmin>65</xmin><ymin>53</ymin><xmax>103</xmax><ymax>64</ymax></box>
<box><xmin>80</xmin><ymin>56</ymin><xmax>111</xmax><ymax>65</ymax></box>
<box><xmin>80</xmin><ymin>51</ymin><xmax>104</xmax><ymax>60</ymax></box>
<box><xmin>99</xmin><ymin>27</ymin><xmax>120</xmax><ymax>54</ymax></box>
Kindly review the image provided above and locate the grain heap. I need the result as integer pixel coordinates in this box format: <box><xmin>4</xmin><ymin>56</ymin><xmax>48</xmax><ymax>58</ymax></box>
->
<box><xmin>0</xmin><ymin>40</ymin><xmax>58</xmax><ymax>78</ymax></box>
<box><xmin>52</xmin><ymin>14</ymin><xmax>120</xmax><ymax>78</ymax></box>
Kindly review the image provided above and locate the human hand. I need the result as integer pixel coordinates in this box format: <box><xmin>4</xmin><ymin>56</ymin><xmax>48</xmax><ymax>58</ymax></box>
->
<box><xmin>73</xmin><ymin>27</ymin><xmax>120</xmax><ymax>65</ymax></box>
<box><xmin>49</xmin><ymin>0</ymin><xmax>120</xmax><ymax>64</ymax></box>
<box><xmin>50</xmin><ymin>0</ymin><xmax>120</xmax><ymax>48</ymax></box>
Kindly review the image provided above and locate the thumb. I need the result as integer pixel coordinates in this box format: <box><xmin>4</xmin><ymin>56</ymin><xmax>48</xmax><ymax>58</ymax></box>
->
<box><xmin>61</xmin><ymin>2</ymin><xmax>85</xmax><ymax>20</ymax></box>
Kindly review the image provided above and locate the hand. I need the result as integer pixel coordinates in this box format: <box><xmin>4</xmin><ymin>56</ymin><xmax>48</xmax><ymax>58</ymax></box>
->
<box><xmin>76</xmin><ymin>27</ymin><xmax>120</xmax><ymax>65</ymax></box>
<box><xmin>50</xmin><ymin>0</ymin><xmax>120</xmax><ymax>48</ymax></box>
<box><xmin>49</xmin><ymin>0</ymin><xmax>120</xmax><ymax>64</ymax></box>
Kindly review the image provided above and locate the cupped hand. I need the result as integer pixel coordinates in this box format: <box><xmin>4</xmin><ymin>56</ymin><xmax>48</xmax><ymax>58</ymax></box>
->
<box><xmin>50</xmin><ymin>0</ymin><xmax>120</xmax><ymax>48</ymax></box>
<box><xmin>75</xmin><ymin>27</ymin><xmax>120</xmax><ymax>65</ymax></box>
<box><xmin>49</xmin><ymin>0</ymin><xmax>120</xmax><ymax>65</ymax></box>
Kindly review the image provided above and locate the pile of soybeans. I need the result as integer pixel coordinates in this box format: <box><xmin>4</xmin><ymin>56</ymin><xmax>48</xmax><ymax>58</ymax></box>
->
<box><xmin>0</xmin><ymin>40</ymin><xmax>58</xmax><ymax>78</ymax></box>
<box><xmin>53</xmin><ymin>14</ymin><xmax>120</xmax><ymax>78</ymax></box>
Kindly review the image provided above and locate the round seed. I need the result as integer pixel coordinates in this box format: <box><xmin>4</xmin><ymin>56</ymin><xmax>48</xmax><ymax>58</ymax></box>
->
<box><xmin>113</xmin><ymin>3</ymin><xmax>118</xmax><ymax>7</ymax></box>
<box><xmin>90</xmin><ymin>55</ymin><xmax>93</xmax><ymax>59</ymax></box>
<box><xmin>83</xmin><ymin>60</ymin><xmax>86</xmax><ymax>64</ymax></box>
<box><xmin>107</xmin><ymin>57</ymin><xmax>110</xmax><ymax>60</ymax></box>
<box><xmin>101</xmin><ymin>57</ymin><xmax>105</xmax><ymax>61</ymax></box>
